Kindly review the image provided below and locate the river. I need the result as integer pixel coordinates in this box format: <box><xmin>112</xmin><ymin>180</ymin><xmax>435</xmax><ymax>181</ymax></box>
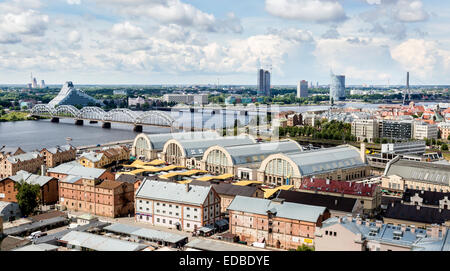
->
<box><xmin>1</xmin><ymin>101</ymin><xmax>442</xmax><ymax>151</ymax></box>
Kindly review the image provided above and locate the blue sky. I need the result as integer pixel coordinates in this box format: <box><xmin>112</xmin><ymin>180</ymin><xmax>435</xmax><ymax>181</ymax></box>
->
<box><xmin>0</xmin><ymin>0</ymin><xmax>449</xmax><ymax>86</ymax></box>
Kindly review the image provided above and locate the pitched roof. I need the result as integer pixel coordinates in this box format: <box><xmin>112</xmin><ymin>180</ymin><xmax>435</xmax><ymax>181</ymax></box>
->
<box><xmin>300</xmin><ymin>178</ymin><xmax>378</xmax><ymax>197</ymax></box>
<box><xmin>48</xmin><ymin>163</ymin><xmax>107</xmax><ymax>179</ymax></box>
<box><xmin>384</xmin><ymin>203</ymin><xmax>450</xmax><ymax>225</ymax></box>
<box><xmin>6</xmin><ymin>152</ymin><xmax>42</xmax><ymax>163</ymax></box>
<box><xmin>402</xmin><ymin>189</ymin><xmax>450</xmax><ymax>207</ymax></box>
<box><xmin>227</xmin><ymin>195</ymin><xmax>327</xmax><ymax>223</ymax></box>
<box><xmin>96</xmin><ymin>180</ymin><xmax>124</xmax><ymax>190</ymax></box>
<box><xmin>58</xmin><ymin>231</ymin><xmax>147</xmax><ymax>251</ymax></box>
<box><xmin>385</xmin><ymin>160</ymin><xmax>450</xmax><ymax>186</ymax></box>
<box><xmin>3</xmin><ymin>170</ymin><xmax>56</xmax><ymax>187</ymax></box>
<box><xmin>277</xmin><ymin>190</ymin><xmax>357</xmax><ymax>213</ymax></box>
<box><xmin>135</xmin><ymin>179</ymin><xmax>212</xmax><ymax>205</ymax></box>
<box><xmin>189</xmin><ymin>180</ymin><xmax>258</xmax><ymax>197</ymax></box>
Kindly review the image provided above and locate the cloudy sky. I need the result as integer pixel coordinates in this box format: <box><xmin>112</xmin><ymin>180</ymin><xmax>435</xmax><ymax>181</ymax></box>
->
<box><xmin>1</xmin><ymin>0</ymin><xmax>449</xmax><ymax>86</ymax></box>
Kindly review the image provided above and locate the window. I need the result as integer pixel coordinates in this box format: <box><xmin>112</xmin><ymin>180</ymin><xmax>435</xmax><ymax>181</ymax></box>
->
<box><xmin>333</xmin><ymin>232</ymin><xmax>337</xmax><ymax>237</ymax></box>
<box><xmin>187</xmin><ymin>223</ymin><xmax>190</xmax><ymax>227</ymax></box>
<box><xmin>325</xmin><ymin>231</ymin><xmax>328</xmax><ymax>235</ymax></box>
<box><xmin>157</xmin><ymin>218</ymin><xmax>160</xmax><ymax>222</ymax></box>
<box><xmin>156</xmin><ymin>203</ymin><xmax>160</xmax><ymax>206</ymax></box>
<box><xmin>187</xmin><ymin>207</ymin><xmax>190</xmax><ymax>210</ymax></box>
<box><xmin>163</xmin><ymin>219</ymin><xmax>166</xmax><ymax>223</ymax></box>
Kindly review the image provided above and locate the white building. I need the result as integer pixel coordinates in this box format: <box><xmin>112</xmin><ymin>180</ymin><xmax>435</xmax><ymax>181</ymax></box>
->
<box><xmin>135</xmin><ymin>180</ymin><xmax>221</xmax><ymax>232</ymax></box>
<box><xmin>413</xmin><ymin>122</ymin><xmax>438</xmax><ymax>140</ymax></box>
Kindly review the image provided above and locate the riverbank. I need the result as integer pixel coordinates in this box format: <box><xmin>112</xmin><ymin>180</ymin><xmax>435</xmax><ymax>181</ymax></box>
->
<box><xmin>0</xmin><ymin>111</ymin><xmax>36</xmax><ymax>122</ymax></box>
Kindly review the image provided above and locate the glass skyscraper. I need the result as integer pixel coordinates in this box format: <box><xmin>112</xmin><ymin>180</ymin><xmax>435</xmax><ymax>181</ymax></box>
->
<box><xmin>330</xmin><ymin>73</ymin><xmax>345</xmax><ymax>103</ymax></box>
<box><xmin>257</xmin><ymin>68</ymin><xmax>271</xmax><ymax>96</ymax></box>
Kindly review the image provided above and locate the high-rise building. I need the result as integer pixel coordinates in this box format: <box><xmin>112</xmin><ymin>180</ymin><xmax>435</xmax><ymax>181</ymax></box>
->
<box><xmin>297</xmin><ymin>80</ymin><xmax>308</xmax><ymax>98</ymax></box>
<box><xmin>40</xmin><ymin>80</ymin><xmax>45</xmax><ymax>88</ymax></box>
<box><xmin>32</xmin><ymin>78</ymin><xmax>38</xmax><ymax>89</ymax></box>
<box><xmin>257</xmin><ymin>68</ymin><xmax>271</xmax><ymax>96</ymax></box>
<box><xmin>330</xmin><ymin>73</ymin><xmax>345</xmax><ymax>103</ymax></box>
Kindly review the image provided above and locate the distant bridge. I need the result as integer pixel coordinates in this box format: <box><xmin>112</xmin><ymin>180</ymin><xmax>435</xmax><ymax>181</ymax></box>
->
<box><xmin>30</xmin><ymin>104</ymin><xmax>176</xmax><ymax>132</ymax></box>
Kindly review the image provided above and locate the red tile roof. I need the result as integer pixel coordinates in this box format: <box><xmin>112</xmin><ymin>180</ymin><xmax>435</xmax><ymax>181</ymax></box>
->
<box><xmin>300</xmin><ymin>178</ymin><xmax>378</xmax><ymax>197</ymax></box>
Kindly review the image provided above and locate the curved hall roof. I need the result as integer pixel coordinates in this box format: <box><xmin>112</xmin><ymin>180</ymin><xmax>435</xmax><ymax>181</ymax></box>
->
<box><xmin>217</xmin><ymin>140</ymin><xmax>303</xmax><ymax>165</ymax></box>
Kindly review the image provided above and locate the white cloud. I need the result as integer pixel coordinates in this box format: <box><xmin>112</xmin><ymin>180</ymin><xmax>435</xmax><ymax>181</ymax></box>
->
<box><xmin>313</xmin><ymin>37</ymin><xmax>395</xmax><ymax>82</ymax></box>
<box><xmin>390</xmin><ymin>39</ymin><xmax>450</xmax><ymax>79</ymax></box>
<box><xmin>395</xmin><ymin>0</ymin><xmax>429</xmax><ymax>22</ymax></box>
<box><xmin>0</xmin><ymin>10</ymin><xmax>49</xmax><ymax>36</ymax></box>
<box><xmin>95</xmin><ymin>0</ymin><xmax>242</xmax><ymax>33</ymax></box>
<box><xmin>68</xmin><ymin>30</ymin><xmax>81</xmax><ymax>43</ymax></box>
<box><xmin>265</xmin><ymin>0</ymin><xmax>346</xmax><ymax>23</ymax></box>
<box><xmin>111</xmin><ymin>22</ymin><xmax>145</xmax><ymax>40</ymax></box>
<box><xmin>67</xmin><ymin>0</ymin><xmax>81</xmax><ymax>4</ymax></box>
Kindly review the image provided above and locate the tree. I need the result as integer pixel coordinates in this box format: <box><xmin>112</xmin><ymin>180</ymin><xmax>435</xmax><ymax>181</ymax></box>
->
<box><xmin>442</xmin><ymin>144</ymin><xmax>449</xmax><ymax>151</ymax></box>
<box><xmin>15</xmin><ymin>180</ymin><xmax>41</xmax><ymax>216</ymax></box>
<box><xmin>296</xmin><ymin>244</ymin><xmax>314</xmax><ymax>251</ymax></box>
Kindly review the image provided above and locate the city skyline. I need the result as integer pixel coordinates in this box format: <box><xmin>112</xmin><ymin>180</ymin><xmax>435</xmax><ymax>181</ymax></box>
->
<box><xmin>0</xmin><ymin>0</ymin><xmax>450</xmax><ymax>86</ymax></box>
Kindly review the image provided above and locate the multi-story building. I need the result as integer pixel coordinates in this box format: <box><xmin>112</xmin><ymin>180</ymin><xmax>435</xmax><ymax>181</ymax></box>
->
<box><xmin>330</xmin><ymin>73</ymin><xmax>345</xmax><ymax>103</ymax></box>
<box><xmin>287</xmin><ymin>114</ymin><xmax>302</xmax><ymax>127</ymax></box>
<box><xmin>78</xmin><ymin>146</ymin><xmax>130</xmax><ymax>168</ymax></box>
<box><xmin>227</xmin><ymin>196</ymin><xmax>330</xmax><ymax>249</ymax></box>
<box><xmin>0</xmin><ymin>171</ymin><xmax>59</xmax><ymax>205</ymax></box>
<box><xmin>128</xmin><ymin>97</ymin><xmax>147</xmax><ymax>107</ymax></box>
<box><xmin>40</xmin><ymin>145</ymin><xmax>76</xmax><ymax>168</ymax></box>
<box><xmin>438</xmin><ymin>122</ymin><xmax>450</xmax><ymax>140</ymax></box>
<box><xmin>351</xmin><ymin>119</ymin><xmax>379</xmax><ymax>143</ymax></box>
<box><xmin>380</xmin><ymin>120</ymin><xmax>413</xmax><ymax>140</ymax></box>
<box><xmin>0</xmin><ymin>152</ymin><xmax>44</xmax><ymax>179</ymax></box>
<box><xmin>297</xmin><ymin>80</ymin><xmax>308</xmax><ymax>98</ymax></box>
<box><xmin>383</xmin><ymin>201</ymin><xmax>450</xmax><ymax>228</ymax></box>
<box><xmin>0</xmin><ymin>147</ymin><xmax>25</xmax><ymax>160</ymax></box>
<box><xmin>257</xmin><ymin>69</ymin><xmax>271</xmax><ymax>96</ymax></box>
<box><xmin>190</xmin><ymin>180</ymin><xmax>264</xmax><ymax>215</ymax></box>
<box><xmin>315</xmin><ymin>216</ymin><xmax>449</xmax><ymax>251</ymax></box>
<box><xmin>413</xmin><ymin>122</ymin><xmax>438</xmax><ymax>140</ymax></box>
<box><xmin>135</xmin><ymin>180</ymin><xmax>221</xmax><ymax>232</ymax></box>
<box><xmin>59</xmin><ymin>175</ymin><xmax>134</xmax><ymax>218</ymax></box>
<box><xmin>47</xmin><ymin>162</ymin><xmax>115</xmax><ymax>182</ymax></box>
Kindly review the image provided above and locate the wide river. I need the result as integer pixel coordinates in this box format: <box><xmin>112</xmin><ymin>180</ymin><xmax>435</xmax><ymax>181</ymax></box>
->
<box><xmin>0</xmin><ymin>102</ymin><xmax>441</xmax><ymax>151</ymax></box>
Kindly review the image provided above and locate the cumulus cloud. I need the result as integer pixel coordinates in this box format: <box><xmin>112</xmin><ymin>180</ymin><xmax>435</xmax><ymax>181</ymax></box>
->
<box><xmin>111</xmin><ymin>22</ymin><xmax>145</xmax><ymax>40</ymax></box>
<box><xmin>0</xmin><ymin>10</ymin><xmax>49</xmax><ymax>36</ymax></box>
<box><xmin>265</xmin><ymin>0</ymin><xmax>347</xmax><ymax>23</ymax></box>
<box><xmin>390</xmin><ymin>39</ymin><xmax>450</xmax><ymax>79</ymax></box>
<box><xmin>95</xmin><ymin>0</ymin><xmax>243</xmax><ymax>33</ymax></box>
<box><xmin>313</xmin><ymin>37</ymin><xmax>395</xmax><ymax>82</ymax></box>
<box><xmin>68</xmin><ymin>30</ymin><xmax>81</xmax><ymax>43</ymax></box>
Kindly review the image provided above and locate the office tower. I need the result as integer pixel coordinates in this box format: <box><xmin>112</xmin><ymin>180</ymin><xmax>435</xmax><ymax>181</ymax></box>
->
<box><xmin>297</xmin><ymin>80</ymin><xmax>308</xmax><ymax>98</ymax></box>
<box><xmin>257</xmin><ymin>68</ymin><xmax>271</xmax><ymax>96</ymax></box>
<box><xmin>40</xmin><ymin>80</ymin><xmax>45</xmax><ymax>88</ymax></box>
<box><xmin>330</xmin><ymin>72</ymin><xmax>345</xmax><ymax>103</ymax></box>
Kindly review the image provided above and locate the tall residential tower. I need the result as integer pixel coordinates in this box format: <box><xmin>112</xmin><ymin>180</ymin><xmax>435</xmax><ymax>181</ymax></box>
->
<box><xmin>330</xmin><ymin>73</ymin><xmax>345</xmax><ymax>104</ymax></box>
<box><xmin>257</xmin><ymin>68</ymin><xmax>271</xmax><ymax>96</ymax></box>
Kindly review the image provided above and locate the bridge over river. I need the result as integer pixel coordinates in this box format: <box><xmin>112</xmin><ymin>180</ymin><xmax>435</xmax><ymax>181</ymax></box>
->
<box><xmin>30</xmin><ymin>104</ymin><xmax>179</xmax><ymax>132</ymax></box>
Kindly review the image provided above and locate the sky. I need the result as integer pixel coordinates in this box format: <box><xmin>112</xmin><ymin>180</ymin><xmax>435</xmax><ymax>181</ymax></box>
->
<box><xmin>1</xmin><ymin>0</ymin><xmax>450</xmax><ymax>86</ymax></box>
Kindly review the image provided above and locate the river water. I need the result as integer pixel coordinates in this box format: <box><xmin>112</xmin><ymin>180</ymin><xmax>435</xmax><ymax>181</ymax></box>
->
<box><xmin>0</xmin><ymin>102</ymin><xmax>441</xmax><ymax>151</ymax></box>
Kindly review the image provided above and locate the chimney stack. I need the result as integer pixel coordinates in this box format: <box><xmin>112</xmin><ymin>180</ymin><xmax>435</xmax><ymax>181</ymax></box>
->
<box><xmin>410</xmin><ymin>225</ymin><xmax>416</xmax><ymax>233</ymax></box>
<box><xmin>185</xmin><ymin>183</ymin><xmax>190</xmax><ymax>192</ymax></box>
<box><xmin>326</xmin><ymin>179</ymin><xmax>330</xmax><ymax>185</ymax></box>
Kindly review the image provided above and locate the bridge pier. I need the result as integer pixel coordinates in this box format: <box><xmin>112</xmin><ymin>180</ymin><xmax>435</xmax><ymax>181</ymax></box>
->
<box><xmin>102</xmin><ymin>122</ymin><xmax>111</xmax><ymax>129</ymax></box>
<box><xmin>133</xmin><ymin>125</ymin><xmax>143</xmax><ymax>132</ymax></box>
<box><xmin>51</xmin><ymin>117</ymin><xmax>59</xmax><ymax>123</ymax></box>
<box><xmin>75</xmin><ymin>119</ymin><xmax>84</xmax><ymax>126</ymax></box>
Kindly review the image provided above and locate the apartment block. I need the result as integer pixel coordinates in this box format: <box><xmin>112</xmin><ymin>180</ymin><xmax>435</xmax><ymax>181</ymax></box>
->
<box><xmin>351</xmin><ymin>119</ymin><xmax>379</xmax><ymax>143</ymax></box>
<box><xmin>59</xmin><ymin>176</ymin><xmax>134</xmax><ymax>218</ymax></box>
<box><xmin>227</xmin><ymin>196</ymin><xmax>330</xmax><ymax>249</ymax></box>
<box><xmin>135</xmin><ymin>180</ymin><xmax>221</xmax><ymax>232</ymax></box>
<box><xmin>40</xmin><ymin>145</ymin><xmax>76</xmax><ymax>168</ymax></box>
<box><xmin>413</xmin><ymin>122</ymin><xmax>438</xmax><ymax>140</ymax></box>
<box><xmin>0</xmin><ymin>152</ymin><xmax>44</xmax><ymax>179</ymax></box>
<box><xmin>0</xmin><ymin>171</ymin><xmax>59</xmax><ymax>205</ymax></box>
